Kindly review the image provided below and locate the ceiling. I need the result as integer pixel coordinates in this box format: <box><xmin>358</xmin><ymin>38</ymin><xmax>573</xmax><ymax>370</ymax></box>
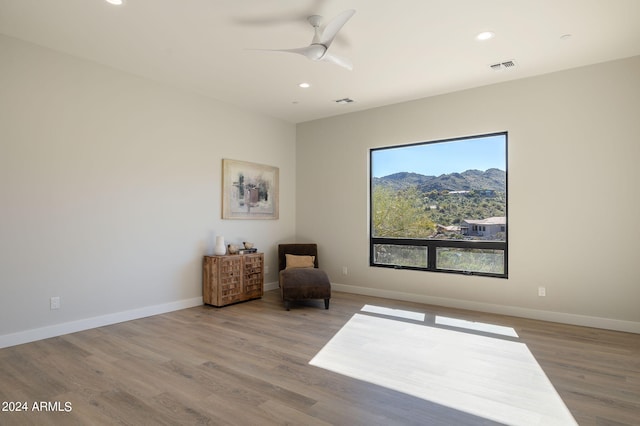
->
<box><xmin>1</xmin><ymin>0</ymin><xmax>639</xmax><ymax>124</ymax></box>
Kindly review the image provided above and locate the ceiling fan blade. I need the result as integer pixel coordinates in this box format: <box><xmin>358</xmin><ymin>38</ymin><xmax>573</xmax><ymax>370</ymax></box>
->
<box><xmin>321</xmin><ymin>52</ymin><xmax>353</xmax><ymax>71</ymax></box>
<box><xmin>253</xmin><ymin>45</ymin><xmax>327</xmax><ymax>61</ymax></box>
<box><xmin>320</xmin><ymin>9</ymin><xmax>355</xmax><ymax>48</ymax></box>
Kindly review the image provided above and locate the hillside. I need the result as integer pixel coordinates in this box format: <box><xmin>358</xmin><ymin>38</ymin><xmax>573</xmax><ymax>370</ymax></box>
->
<box><xmin>373</xmin><ymin>168</ymin><xmax>505</xmax><ymax>192</ymax></box>
<box><xmin>372</xmin><ymin>169</ymin><xmax>507</xmax><ymax>231</ymax></box>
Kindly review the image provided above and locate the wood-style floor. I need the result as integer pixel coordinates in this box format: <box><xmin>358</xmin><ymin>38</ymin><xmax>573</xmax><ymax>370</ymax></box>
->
<box><xmin>0</xmin><ymin>290</ymin><xmax>638</xmax><ymax>425</ymax></box>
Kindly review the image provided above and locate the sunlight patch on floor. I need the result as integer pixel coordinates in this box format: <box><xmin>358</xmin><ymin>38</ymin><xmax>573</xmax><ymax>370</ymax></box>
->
<box><xmin>361</xmin><ymin>304</ymin><xmax>426</xmax><ymax>321</ymax></box>
<box><xmin>309</xmin><ymin>313</ymin><xmax>576</xmax><ymax>426</ymax></box>
<box><xmin>435</xmin><ymin>316</ymin><xmax>519</xmax><ymax>338</ymax></box>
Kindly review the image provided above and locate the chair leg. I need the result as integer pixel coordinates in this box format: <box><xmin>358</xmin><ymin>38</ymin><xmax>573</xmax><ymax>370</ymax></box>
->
<box><xmin>324</xmin><ymin>298</ymin><xmax>330</xmax><ymax>309</ymax></box>
<box><xmin>284</xmin><ymin>300</ymin><xmax>290</xmax><ymax>311</ymax></box>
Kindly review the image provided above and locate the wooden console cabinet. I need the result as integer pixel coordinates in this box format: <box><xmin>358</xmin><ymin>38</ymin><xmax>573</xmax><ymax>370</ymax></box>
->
<box><xmin>203</xmin><ymin>253</ymin><xmax>264</xmax><ymax>307</ymax></box>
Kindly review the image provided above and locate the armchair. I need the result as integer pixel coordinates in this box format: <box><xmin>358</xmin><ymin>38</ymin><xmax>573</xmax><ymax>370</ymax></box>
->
<box><xmin>278</xmin><ymin>244</ymin><xmax>331</xmax><ymax>311</ymax></box>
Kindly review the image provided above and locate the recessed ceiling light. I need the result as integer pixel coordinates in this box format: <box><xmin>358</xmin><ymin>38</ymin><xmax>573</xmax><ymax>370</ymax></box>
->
<box><xmin>335</xmin><ymin>98</ymin><xmax>354</xmax><ymax>104</ymax></box>
<box><xmin>476</xmin><ymin>31</ymin><xmax>495</xmax><ymax>41</ymax></box>
<box><xmin>298</xmin><ymin>82</ymin><xmax>311</xmax><ymax>88</ymax></box>
<box><xmin>105</xmin><ymin>0</ymin><xmax>123</xmax><ymax>5</ymax></box>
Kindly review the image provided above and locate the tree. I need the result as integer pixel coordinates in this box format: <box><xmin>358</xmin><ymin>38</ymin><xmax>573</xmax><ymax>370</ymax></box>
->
<box><xmin>372</xmin><ymin>186</ymin><xmax>435</xmax><ymax>238</ymax></box>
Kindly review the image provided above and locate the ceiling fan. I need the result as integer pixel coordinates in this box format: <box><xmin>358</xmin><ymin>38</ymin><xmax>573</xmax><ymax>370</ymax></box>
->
<box><xmin>257</xmin><ymin>9</ymin><xmax>356</xmax><ymax>71</ymax></box>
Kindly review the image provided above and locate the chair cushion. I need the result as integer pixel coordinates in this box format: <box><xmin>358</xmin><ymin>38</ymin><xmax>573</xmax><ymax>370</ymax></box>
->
<box><xmin>280</xmin><ymin>268</ymin><xmax>331</xmax><ymax>301</ymax></box>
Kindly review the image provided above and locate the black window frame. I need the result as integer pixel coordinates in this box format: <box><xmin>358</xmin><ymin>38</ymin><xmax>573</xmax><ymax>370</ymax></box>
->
<box><xmin>369</xmin><ymin>132</ymin><xmax>508</xmax><ymax>279</ymax></box>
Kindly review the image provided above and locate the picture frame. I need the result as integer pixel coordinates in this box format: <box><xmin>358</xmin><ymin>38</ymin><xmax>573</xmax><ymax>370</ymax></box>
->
<box><xmin>222</xmin><ymin>159</ymin><xmax>279</xmax><ymax>219</ymax></box>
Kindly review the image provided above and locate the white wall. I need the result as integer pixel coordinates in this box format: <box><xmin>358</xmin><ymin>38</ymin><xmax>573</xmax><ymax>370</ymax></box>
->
<box><xmin>0</xmin><ymin>35</ymin><xmax>296</xmax><ymax>347</ymax></box>
<box><xmin>2</xmin><ymin>34</ymin><xmax>637</xmax><ymax>346</ymax></box>
<box><xmin>296</xmin><ymin>56</ymin><xmax>640</xmax><ymax>333</ymax></box>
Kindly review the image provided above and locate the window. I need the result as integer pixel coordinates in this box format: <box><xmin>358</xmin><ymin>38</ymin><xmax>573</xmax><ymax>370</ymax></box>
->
<box><xmin>370</xmin><ymin>132</ymin><xmax>508</xmax><ymax>278</ymax></box>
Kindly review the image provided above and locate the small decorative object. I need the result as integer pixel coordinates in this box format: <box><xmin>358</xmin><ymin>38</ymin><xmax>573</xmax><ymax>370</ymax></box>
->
<box><xmin>227</xmin><ymin>244</ymin><xmax>239</xmax><ymax>254</ymax></box>
<box><xmin>222</xmin><ymin>159</ymin><xmax>279</xmax><ymax>219</ymax></box>
<box><xmin>214</xmin><ymin>236</ymin><xmax>226</xmax><ymax>255</ymax></box>
<box><xmin>243</xmin><ymin>242</ymin><xmax>254</xmax><ymax>249</ymax></box>
<box><xmin>238</xmin><ymin>246</ymin><xmax>258</xmax><ymax>254</ymax></box>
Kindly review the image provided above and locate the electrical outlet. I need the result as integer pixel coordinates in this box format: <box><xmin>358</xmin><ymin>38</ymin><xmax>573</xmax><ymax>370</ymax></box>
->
<box><xmin>264</xmin><ymin>265</ymin><xmax>269</xmax><ymax>274</ymax></box>
<box><xmin>342</xmin><ymin>266</ymin><xmax>348</xmax><ymax>275</ymax></box>
<box><xmin>538</xmin><ymin>287</ymin><xmax>546</xmax><ymax>297</ymax></box>
<box><xmin>50</xmin><ymin>296</ymin><xmax>60</xmax><ymax>310</ymax></box>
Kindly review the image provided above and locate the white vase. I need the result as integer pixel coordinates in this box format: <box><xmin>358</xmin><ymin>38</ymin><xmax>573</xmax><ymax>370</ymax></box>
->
<box><xmin>214</xmin><ymin>236</ymin><xmax>226</xmax><ymax>255</ymax></box>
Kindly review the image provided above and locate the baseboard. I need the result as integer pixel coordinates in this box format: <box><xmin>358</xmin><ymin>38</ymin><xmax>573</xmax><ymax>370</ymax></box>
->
<box><xmin>0</xmin><ymin>297</ymin><xmax>204</xmax><ymax>349</ymax></box>
<box><xmin>332</xmin><ymin>283</ymin><xmax>640</xmax><ymax>334</ymax></box>
<box><xmin>264</xmin><ymin>281</ymin><xmax>279</xmax><ymax>291</ymax></box>
<box><xmin>2</xmin><ymin>284</ymin><xmax>281</xmax><ymax>349</ymax></box>
<box><xmin>5</xmin><ymin>282</ymin><xmax>635</xmax><ymax>349</ymax></box>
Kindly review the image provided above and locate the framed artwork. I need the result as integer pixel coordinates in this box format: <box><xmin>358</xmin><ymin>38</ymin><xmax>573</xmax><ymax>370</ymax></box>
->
<box><xmin>222</xmin><ymin>159</ymin><xmax>279</xmax><ymax>219</ymax></box>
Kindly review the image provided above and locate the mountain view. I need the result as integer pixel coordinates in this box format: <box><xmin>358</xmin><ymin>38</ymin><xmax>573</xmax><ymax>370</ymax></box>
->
<box><xmin>372</xmin><ymin>168</ymin><xmax>506</xmax><ymax>240</ymax></box>
<box><xmin>372</xmin><ymin>168</ymin><xmax>506</xmax><ymax>193</ymax></box>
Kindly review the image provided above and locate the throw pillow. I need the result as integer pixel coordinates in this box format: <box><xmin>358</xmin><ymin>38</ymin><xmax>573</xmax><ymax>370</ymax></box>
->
<box><xmin>285</xmin><ymin>254</ymin><xmax>315</xmax><ymax>269</ymax></box>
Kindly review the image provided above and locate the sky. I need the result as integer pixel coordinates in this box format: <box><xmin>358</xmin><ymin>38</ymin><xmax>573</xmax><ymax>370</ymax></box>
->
<box><xmin>371</xmin><ymin>134</ymin><xmax>506</xmax><ymax>178</ymax></box>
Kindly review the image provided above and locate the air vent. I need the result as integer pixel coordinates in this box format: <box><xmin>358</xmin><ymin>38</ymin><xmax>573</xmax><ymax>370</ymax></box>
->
<box><xmin>489</xmin><ymin>60</ymin><xmax>517</xmax><ymax>71</ymax></box>
<box><xmin>335</xmin><ymin>98</ymin><xmax>354</xmax><ymax>104</ymax></box>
